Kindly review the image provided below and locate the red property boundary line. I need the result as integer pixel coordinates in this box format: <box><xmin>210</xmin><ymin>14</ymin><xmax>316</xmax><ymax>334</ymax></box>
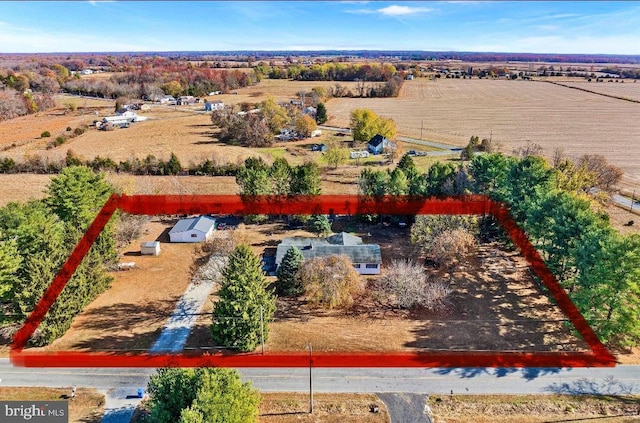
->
<box><xmin>11</xmin><ymin>194</ymin><xmax>616</xmax><ymax>368</ymax></box>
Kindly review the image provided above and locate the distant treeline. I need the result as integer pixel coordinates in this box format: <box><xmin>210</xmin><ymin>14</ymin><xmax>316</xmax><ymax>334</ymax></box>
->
<box><xmin>0</xmin><ymin>151</ymin><xmax>241</xmax><ymax>176</ymax></box>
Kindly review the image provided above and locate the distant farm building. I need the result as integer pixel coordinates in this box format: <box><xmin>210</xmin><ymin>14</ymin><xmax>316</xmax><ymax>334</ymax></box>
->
<box><xmin>205</xmin><ymin>100</ymin><xmax>225</xmax><ymax>111</ymax></box>
<box><xmin>169</xmin><ymin>216</ymin><xmax>216</xmax><ymax>243</ymax></box>
<box><xmin>275</xmin><ymin>232</ymin><xmax>382</xmax><ymax>275</ymax></box>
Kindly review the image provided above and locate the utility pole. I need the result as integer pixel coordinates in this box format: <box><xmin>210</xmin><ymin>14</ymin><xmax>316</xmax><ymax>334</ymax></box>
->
<box><xmin>631</xmin><ymin>190</ymin><xmax>636</xmax><ymax>212</ymax></box>
<box><xmin>420</xmin><ymin>120</ymin><xmax>424</xmax><ymax>140</ymax></box>
<box><xmin>260</xmin><ymin>306</ymin><xmax>265</xmax><ymax>355</ymax></box>
<box><xmin>308</xmin><ymin>343</ymin><xmax>313</xmax><ymax>414</ymax></box>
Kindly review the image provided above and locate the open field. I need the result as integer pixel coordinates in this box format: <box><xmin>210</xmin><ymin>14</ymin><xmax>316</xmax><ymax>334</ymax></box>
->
<box><xmin>428</xmin><ymin>394</ymin><xmax>640</xmax><ymax>423</ymax></box>
<box><xmin>556</xmin><ymin>80</ymin><xmax>640</xmax><ymax>102</ymax></box>
<box><xmin>0</xmin><ymin>387</ymin><xmax>104</xmax><ymax>423</ymax></box>
<box><xmin>326</xmin><ymin>78</ymin><xmax>640</xmax><ymax>190</ymax></box>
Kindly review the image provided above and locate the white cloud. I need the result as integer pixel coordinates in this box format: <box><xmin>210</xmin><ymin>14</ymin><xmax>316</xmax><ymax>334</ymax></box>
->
<box><xmin>378</xmin><ymin>5</ymin><xmax>431</xmax><ymax>16</ymax></box>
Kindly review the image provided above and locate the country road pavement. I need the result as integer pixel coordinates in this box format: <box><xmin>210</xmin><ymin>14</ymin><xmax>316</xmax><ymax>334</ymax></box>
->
<box><xmin>2</xmin><ymin>360</ymin><xmax>640</xmax><ymax>395</ymax></box>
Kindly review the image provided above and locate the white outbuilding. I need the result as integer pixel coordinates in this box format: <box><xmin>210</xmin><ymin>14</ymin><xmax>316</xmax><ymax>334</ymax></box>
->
<box><xmin>169</xmin><ymin>216</ymin><xmax>216</xmax><ymax>243</ymax></box>
<box><xmin>140</xmin><ymin>241</ymin><xmax>161</xmax><ymax>256</ymax></box>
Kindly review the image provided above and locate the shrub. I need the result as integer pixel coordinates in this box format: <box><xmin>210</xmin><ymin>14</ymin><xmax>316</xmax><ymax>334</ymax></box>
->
<box><xmin>40</xmin><ymin>131</ymin><xmax>51</xmax><ymax>138</ymax></box>
<box><xmin>378</xmin><ymin>259</ymin><xmax>451</xmax><ymax>310</ymax></box>
<box><xmin>298</xmin><ymin>254</ymin><xmax>364</xmax><ymax>309</ymax></box>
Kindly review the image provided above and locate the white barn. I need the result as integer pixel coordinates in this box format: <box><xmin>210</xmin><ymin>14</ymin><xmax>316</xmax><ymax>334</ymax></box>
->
<box><xmin>169</xmin><ymin>216</ymin><xmax>216</xmax><ymax>243</ymax></box>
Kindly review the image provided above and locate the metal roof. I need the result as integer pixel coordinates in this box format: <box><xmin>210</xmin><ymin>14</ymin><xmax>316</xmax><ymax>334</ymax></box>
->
<box><xmin>275</xmin><ymin>233</ymin><xmax>380</xmax><ymax>266</ymax></box>
<box><xmin>169</xmin><ymin>216</ymin><xmax>216</xmax><ymax>235</ymax></box>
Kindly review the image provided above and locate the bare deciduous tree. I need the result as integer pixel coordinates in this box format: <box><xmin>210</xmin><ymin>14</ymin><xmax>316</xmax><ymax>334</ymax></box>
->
<box><xmin>378</xmin><ymin>259</ymin><xmax>451</xmax><ymax>310</ymax></box>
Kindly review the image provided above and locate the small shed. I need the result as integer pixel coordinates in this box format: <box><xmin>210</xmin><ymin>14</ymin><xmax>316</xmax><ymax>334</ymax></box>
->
<box><xmin>141</xmin><ymin>241</ymin><xmax>161</xmax><ymax>256</ymax></box>
<box><xmin>169</xmin><ymin>216</ymin><xmax>216</xmax><ymax>243</ymax></box>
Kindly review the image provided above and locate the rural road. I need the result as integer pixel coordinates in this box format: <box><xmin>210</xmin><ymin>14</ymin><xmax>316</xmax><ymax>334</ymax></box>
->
<box><xmin>2</xmin><ymin>360</ymin><xmax>640</xmax><ymax>395</ymax></box>
<box><xmin>3</xmin><ymin>361</ymin><xmax>640</xmax><ymax>423</ymax></box>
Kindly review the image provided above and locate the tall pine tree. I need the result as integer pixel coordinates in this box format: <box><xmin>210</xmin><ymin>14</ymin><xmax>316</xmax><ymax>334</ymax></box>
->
<box><xmin>276</xmin><ymin>246</ymin><xmax>304</xmax><ymax>296</ymax></box>
<box><xmin>211</xmin><ymin>244</ymin><xmax>275</xmax><ymax>352</ymax></box>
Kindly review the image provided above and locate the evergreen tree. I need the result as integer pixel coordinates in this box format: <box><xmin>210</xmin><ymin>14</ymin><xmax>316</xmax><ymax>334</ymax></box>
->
<box><xmin>165</xmin><ymin>152</ymin><xmax>182</xmax><ymax>175</ymax></box>
<box><xmin>308</xmin><ymin>214</ymin><xmax>332</xmax><ymax>236</ymax></box>
<box><xmin>276</xmin><ymin>246</ymin><xmax>304</xmax><ymax>296</ymax></box>
<box><xmin>290</xmin><ymin>162</ymin><xmax>321</xmax><ymax>195</ymax></box>
<box><xmin>315</xmin><ymin>102</ymin><xmax>328</xmax><ymax>124</ymax></box>
<box><xmin>211</xmin><ymin>244</ymin><xmax>276</xmax><ymax>352</ymax></box>
<box><xmin>0</xmin><ymin>238</ymin><xmax>21</xmax><ymax>304</ymax></box>
<box><xmin>45</xmin><ymin>165</ymin><xmax>113</xmax><ymax>229</ymax></box>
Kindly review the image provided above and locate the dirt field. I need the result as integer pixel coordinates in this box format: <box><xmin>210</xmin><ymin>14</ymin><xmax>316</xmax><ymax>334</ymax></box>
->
<box><xmin>557</xmin><ymin>80</ymin><xmax>640</xmax><ymax>102</ymax></box>
<box><xmin>0</xmin><ymin>387</ymin><xmax>104</xmax><ymax>423</ymax></box>
<box><xmin>326</xmin><ymin>78</ymin><xmax>640</xmax><ymax>190</ymax></box>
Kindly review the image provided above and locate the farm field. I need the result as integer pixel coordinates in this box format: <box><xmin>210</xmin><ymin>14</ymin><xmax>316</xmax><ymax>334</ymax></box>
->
<box><xmin>555</xmin><ymin>80</ymin><xmax>640</xmax><ymax>102</ymax></box>
<box><xmin>326</xmin><ymin>78</ymin><xmax>640</xmax><ymax>190</ymax></box>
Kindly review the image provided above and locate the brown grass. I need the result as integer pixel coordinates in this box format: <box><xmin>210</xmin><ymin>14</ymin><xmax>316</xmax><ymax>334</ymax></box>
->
<box><xmin>326</xmin><ymin>78</ymin><xmax>640</xmax><ymax>191</ymax></box>
<box><xmin>132</xmin><ymin>393</ymin><xmax>389</xmax><ymax>423</ymax></box>
<box><xmin>0</xmin><ymin>387</ymin><xmax>104</xmax><ymax>423</ymax></box>
<box><xmin>38</xmin><ymin>219</ymin><xmax>201</xmax><ymax>353</ymax></box>
<box><xmin>259</xmin><ymin>393</ymin><xmax>389</xmax><ymax>423</ymax></box>
<box><xmin>428</xmin><ymin>394</ymin><xmax>640</xmax><ymax>423</ymax></box>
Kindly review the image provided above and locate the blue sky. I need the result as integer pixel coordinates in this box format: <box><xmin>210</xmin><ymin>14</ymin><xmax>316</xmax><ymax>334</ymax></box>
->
<box><xmin>1</xmin><ymin>1</ymin><xmax>639</xmax><ymax>54</ymax></box>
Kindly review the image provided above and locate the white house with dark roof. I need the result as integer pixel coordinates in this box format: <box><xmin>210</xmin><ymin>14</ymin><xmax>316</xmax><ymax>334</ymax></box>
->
<box><xmin>275</xmin><ymin>232</ymin><xmax>382</xmax><ymax>275</ymax></box>
<box><xmin>169</xmin><ymin>216</ymin><xmax>216</xmax><ymax>243</ymax></box>
<box><xmin>367</xmin><ymin>134</ymin><xmax>394</xmax><ymax>155</ymax></box>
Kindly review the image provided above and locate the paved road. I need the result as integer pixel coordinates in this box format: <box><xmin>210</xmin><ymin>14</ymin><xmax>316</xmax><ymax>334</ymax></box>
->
<box><xmin>378</xmin><ymin>393</ymin><xmax>431</xmax><ymax>423</ymax></box>
<box><xmin>2</xmin><ymin>360</ymin><xmax>639</xmax><ymax>395</ymax></box>
<box><xmin>149</xmin><ymin>279</ymin><xmax>215</xmax><ymax>353</ymax></box>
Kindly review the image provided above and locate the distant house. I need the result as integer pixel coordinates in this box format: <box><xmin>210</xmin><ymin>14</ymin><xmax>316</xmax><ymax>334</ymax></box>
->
<box><xmin>303</xmin><ymin>106</ymin><xmax>317</xmax><ymax>116</ymax></box>
<box><xmin>275</xmin><ymin>232</ymin><xmax>382</xmax><ymax>275</ymax></box>
<box><xmin>367</xmin><ymin>134</ymin><xmax>393</xmax><ymax>155</ymax></box>
<box><xmin>204</xmin><ymin>100</ymin><xmax>224</xmax><ymax>111</ymax></box>
<box><xmin>177</xmin><ymin>96</ymin><xmax>198</xmax><ymax>105</ymax></box>
<box><xmin>169</xmin><ymin>216</ymin><xmax>216</xmax><ymax>243</ymax></box>
<box><xmin>158</xmin><ymin>95</ymin><xmax>176</xmax><ymax>105</ymax></box>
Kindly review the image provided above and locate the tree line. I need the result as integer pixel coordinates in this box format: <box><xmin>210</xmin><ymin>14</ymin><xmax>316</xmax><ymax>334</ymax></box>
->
<box><xmin>0</xmin><ymin>166</ymin><xmax>116</xmax><ymax>345</ymax></box>
<box><xmin>0</xmin><ymin>150</ymin><xmax>240</xmax><ymax>177</ymax></box>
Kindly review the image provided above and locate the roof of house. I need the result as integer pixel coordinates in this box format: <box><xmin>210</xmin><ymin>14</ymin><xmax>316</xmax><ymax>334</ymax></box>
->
<box><xmin>368</xmin><ymin>134</ymin><xmax>388</xmax><ymax>147</ymax></box>
<box><xmin>275</xmin><ymin>232</ymin><xmax>380</xmax><ymax>265</ymax></box>
<box><xmin>169</xmin><ymin>216</ymin><xmax>216</xmax><ymax>235</ymax></box>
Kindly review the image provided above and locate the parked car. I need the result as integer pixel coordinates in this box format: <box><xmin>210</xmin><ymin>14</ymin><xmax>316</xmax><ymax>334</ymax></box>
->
<box><xmin>407</xmin><ymin>150</ymin><xmax>417</xmax><ymax>156</ymax></box>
